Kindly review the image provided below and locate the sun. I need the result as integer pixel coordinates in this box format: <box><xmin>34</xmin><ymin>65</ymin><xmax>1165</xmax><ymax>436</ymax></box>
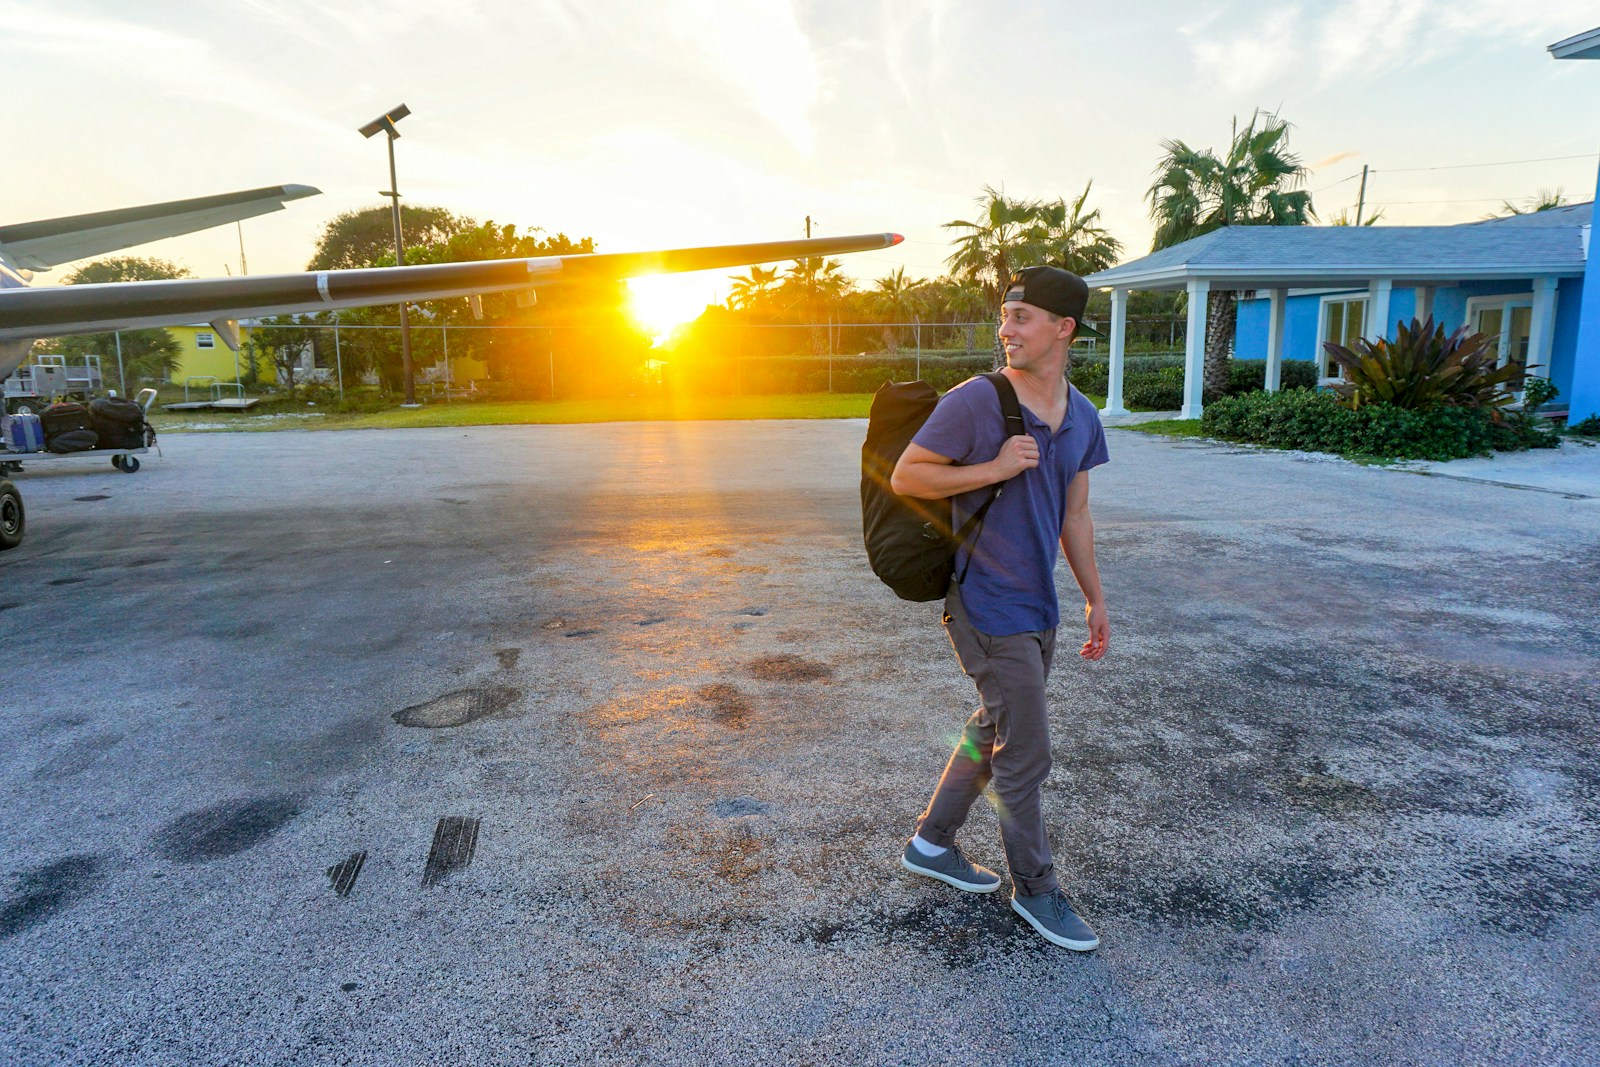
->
<box><xmin>626</xmin><ymin>273</ymin><xmax>719</xmax><ymax>344</ymax></box>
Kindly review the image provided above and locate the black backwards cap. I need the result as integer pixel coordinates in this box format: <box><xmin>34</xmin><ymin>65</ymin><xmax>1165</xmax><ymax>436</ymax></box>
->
<box><xmin>1003</xmin><ymin>266</ymin><xmax>1100</xmax><ymax>337</ymax></box>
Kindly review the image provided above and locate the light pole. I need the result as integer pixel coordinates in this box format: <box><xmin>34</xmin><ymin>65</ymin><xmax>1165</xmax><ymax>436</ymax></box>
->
<box><xmin>358</xmin><ymin>103</ymin><xmax>420</xmax><ymax>407</ymax></box>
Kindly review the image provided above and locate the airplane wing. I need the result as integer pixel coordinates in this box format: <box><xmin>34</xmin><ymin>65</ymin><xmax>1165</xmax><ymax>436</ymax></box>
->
<box><xmin>0</xmin><ymin>232</ymin><xmax>904</xmax><ymax>344</ymax></box>
<box><xmin>0</xmin><ymin>185</ymin><xmax>322</xmax><ymax>272</ymax></box>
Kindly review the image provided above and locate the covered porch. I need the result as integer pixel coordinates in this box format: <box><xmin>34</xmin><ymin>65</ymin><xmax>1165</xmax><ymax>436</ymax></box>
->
<box><xmin>1082</xmin><ymin>223</ymin><xmax>1585</xmax><ymax>418</ymax></box>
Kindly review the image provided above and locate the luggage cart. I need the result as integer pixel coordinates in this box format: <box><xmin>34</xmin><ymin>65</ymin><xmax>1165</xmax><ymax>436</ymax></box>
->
<box><xmin>0</xmin><ymin>388</ymin><xmax>159</xmax><ymax>477</ymax></box>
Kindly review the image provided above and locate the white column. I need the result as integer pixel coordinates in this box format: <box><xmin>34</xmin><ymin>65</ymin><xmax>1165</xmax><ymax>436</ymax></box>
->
<box><xmin>1103</xmin><ymin>288</ymin><xmax>1130</xmax><ymax>415</ymax></box>
<box><xmin>1528</xmin><ymin>275</ymin><xmax>1558</xmax><ymax>382</ymax></box>
<box><xmin>1368</xmin><ymin>278</ymin><xmax>1394</xmax><ymax>342</ymax></box>
<box><xmin>1265</xmin><ymin>288</ymin><xmax>1286</xmax><ymax>393</ymax></box>
<box><xmin>1182</xmin><ymin>279</ymin><xmax>1209</xmax><ymax>419</ymax></box>
<box><xmin>1414</xmin><ymin>286</ymin><xmax>1435</xmax><ymax>330</ymax></box>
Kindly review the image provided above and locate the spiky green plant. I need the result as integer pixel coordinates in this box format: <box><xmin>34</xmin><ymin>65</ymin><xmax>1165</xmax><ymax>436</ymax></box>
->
<box><xmin>1322</xmin><ymin>317</ymin><xmax>1527</xmax><ymax>416</ymax></box>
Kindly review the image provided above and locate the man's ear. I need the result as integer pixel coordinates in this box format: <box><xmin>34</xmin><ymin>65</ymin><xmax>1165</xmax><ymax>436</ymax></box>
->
<box><xmin>1059</xmin><ymin>316</ymin><xmax>1078</xmax><ymax>342</ymax></box>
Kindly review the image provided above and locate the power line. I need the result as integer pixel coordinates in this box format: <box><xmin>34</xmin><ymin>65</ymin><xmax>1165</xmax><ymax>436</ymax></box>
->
<box><xmin>1375</xmin><ymin>152</ymin><xmax>1598</xmax><ymax>174</ymax></box>
<box><xmin>1311</xmin><ymin>173</ymin><xmax>1361</xmax><ymax>193</ymax></box>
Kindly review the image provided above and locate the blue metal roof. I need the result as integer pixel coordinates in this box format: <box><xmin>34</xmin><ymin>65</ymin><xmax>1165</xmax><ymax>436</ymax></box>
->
<box><xmin>1084</xmin><ymin>205</ymin><xmax>1590</xmax><ymax>291</ymax></box>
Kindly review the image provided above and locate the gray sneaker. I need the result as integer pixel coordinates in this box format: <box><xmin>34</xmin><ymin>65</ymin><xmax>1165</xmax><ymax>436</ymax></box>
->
<box><xmin>900</xmin><ymin>839</ymin><xmax>1001</xmax><ymax>893</ymax></box>
<box><xmin>1011</xmin><ymin>889</ymin><xmax>1100</xmax><ymax>951</ymax></box>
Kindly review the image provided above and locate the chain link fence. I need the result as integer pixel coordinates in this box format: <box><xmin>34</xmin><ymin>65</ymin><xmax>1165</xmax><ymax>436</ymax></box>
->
<box><xmin>236</xmin><ymin>316</ymin><xmax>1191</xmax><ymax>399</ymax></box>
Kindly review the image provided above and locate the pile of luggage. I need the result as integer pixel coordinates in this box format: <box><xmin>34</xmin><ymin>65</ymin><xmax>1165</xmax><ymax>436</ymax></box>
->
<box><xmin>1</xmin><ymin>398</ymin><xmax>154</xmax><ymax>454</ymax></box>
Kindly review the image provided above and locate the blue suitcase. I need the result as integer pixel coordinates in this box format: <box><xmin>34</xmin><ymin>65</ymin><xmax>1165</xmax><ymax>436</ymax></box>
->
<box><xmin>2</xmin><ymin>412</ymin><xmax>45</xmax><ymax>453</ymax></box>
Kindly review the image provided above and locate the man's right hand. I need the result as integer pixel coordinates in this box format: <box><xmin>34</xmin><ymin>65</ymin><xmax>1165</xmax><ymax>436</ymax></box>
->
<box><xmin>991</xmin><ymin>435</ymin><xmax>1040</xmax><ymax>480</ymax></box>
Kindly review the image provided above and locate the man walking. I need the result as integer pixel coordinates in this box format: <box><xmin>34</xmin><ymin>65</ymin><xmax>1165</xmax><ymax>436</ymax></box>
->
<box><xmin>888</xmin><ymin>266</ymin><xmax>1110</xmax><ymax>951</ymax></box>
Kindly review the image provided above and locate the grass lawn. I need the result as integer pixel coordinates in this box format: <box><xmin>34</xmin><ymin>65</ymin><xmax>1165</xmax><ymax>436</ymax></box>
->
<box><xmin>1118</xmin><ymin>418</ymin><xmax>1207</xmax><ymax>439</ymax></box>
<box><xmin>153</xmin><ymin>388</ymin><xmax>1118</xmax><ymax>434</ymax></box>
<box><xmin>152</xmin><ymin>393</ymin><xmax>881</xmax><ymax>433</ymax></box>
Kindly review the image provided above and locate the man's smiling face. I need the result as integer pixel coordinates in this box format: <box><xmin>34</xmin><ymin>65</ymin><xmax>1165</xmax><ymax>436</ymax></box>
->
<box><xmin>998</xmin><ymin>300</ymin><xmax>1074</xmax><ymax>370</ymax></box>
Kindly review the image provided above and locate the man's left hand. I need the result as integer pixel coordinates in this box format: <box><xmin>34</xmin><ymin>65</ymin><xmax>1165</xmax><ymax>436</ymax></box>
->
<box><xmin>1080</xmin><ymin>601</ymin><xmax>1109</xmax><ymax>661</ymax></box>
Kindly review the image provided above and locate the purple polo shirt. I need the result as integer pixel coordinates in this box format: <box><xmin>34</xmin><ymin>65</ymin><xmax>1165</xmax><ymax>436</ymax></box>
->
<box><xmin>911</xmin><ymin>375</ymin><xmax>1109</xmax><ymax>636</ymax></box>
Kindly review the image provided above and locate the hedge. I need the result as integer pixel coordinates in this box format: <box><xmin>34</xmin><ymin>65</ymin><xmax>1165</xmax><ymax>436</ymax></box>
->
<box><xmin>1199</xmin><ymin>388</ymin><xmax>1561</xmax><ymax>460</ymax></box>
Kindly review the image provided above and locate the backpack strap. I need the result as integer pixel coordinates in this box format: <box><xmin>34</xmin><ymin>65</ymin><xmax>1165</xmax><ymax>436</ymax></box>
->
<box><xmin>981</xmin><ymin>371</ymin><xmax>1026</xmax><ymax>439</ymax></box>
<box><xmin>954</xmin><ymin>372</ymin><xmax>1029</xmax><ymax>585</ymax></box>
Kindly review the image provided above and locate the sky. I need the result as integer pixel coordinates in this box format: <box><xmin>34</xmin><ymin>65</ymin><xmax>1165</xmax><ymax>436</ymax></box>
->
<box><xmin>6</xmin><ymin>0</ymin><xmax>1600</xmax><ymax>326</ymax></box>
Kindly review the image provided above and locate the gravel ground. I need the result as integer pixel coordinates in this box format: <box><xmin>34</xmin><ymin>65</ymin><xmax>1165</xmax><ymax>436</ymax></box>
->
<box><xmin>0</xmin><ymin>421</ymin><xmax>1597</xmax><ymax>1066</ymax></box>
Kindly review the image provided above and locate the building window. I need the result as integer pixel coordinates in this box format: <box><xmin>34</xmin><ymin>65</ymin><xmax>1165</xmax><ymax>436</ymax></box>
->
<box><xmin>1316</xmin><ymin>295</ymin><xmax>1366</xmax><ymax>379</ymax></box>
<box><xmin>196</xmin><ymin>332</ymin><xmax>215</xmax><ymax>349</ymax></box>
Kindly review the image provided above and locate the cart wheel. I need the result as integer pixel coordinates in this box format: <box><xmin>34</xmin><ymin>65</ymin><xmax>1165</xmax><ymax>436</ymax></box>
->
<box><xmin>120</xmin><ymin>456</ymin><xmax>140</xmax><ymax>473</ymax></box>
<box><xmin>0</xmin><ymin>479</ymin><xmax>23</xmax><ymax>551</ymax></box>
<box><xmin>112</xmin><ymin>455</ymin><xmax>124</xmax><ymax>470</ymax></box>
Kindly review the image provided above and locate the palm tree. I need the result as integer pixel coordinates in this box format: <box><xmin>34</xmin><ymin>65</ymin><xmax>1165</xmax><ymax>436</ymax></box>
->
<box><xmin>1492</xmin><ymin>188</ymin><xmax>1567</xmax><ymax>217</ymax></box>
<box><xmin>1033</xmin><ymin>182</ymin><xmax>1123</xmax><ymax>276</ymax></box>
<box><xmin>728</xmin><ymin>265</ymin><xmax>781</xmax><ymax>313</ymax></box>
<box><xmin>1329</xmin><ymin>207</ymin><xmax>1385</xmax><ymax>226</ymax></box>
<box><xmin>782</xmin><ymin>257</ymin><xmax>851</xmax><ymax>354</ymax></box>
<box><xmin>864</xmin><ymin>268</ymin><xmax>924</xmax><ymax>353</ymax></box>
<box><xmin>943</xmin><ymin>186</ymin><xmax>1044</xmax><ymax>309</ymax></box>
<box><xmin>1148</xmin><ymin>110</ymin><xmax>1314</xmax><ymax>395</ymax></box>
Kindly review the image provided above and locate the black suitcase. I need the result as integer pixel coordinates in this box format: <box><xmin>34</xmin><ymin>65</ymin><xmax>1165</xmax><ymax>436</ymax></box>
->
<box><xmin>47</xmin><ymin>427</ymin><xmax>99</xmax><ymax>453</ymax></box>
<box><xmin>40</xmin><ymin>401</ymin><xmax>94</xmax><ymax>440</ymax></box>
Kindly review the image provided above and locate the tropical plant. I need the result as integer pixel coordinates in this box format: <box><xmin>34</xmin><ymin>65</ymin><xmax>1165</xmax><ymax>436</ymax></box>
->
<box><xmin>864</xmin><ymin>268</ymin><xmax>924</xmax><ymax>353</ymax></box>
<box><xmin>945</xmin><ymin>183</ymin><xmax>1122</xmax><ymax>367</ymax></box>
<box><xmin>56</xmin><ymin>257</ymin><xmax>191</xmax><ymax>384</ymax></box>
<box><xmin>1329</xmin><ymin>207</ymin><xmax>1385</xmax><ymax>226</ymax></box>
<box><xmin>1147</xmin><ymin>110</ymin><xmax>1315</xmax><ymax>396</ymax></box>
<box><xmin>944</xmin><ymin>186</ymin><xmax>1044</xmax><ymax>310</ymax></box>
<box><xmin>728</xmin><ymin>265</ymin><xmax>781</xmax><ymax>313</ymax></box>
<box><xmin>1032</xmin><ymin>182</ymin><xmax>1123</xmax><ymax>276</ymax></box>
<box><xmin>1322</xmin><ymin>317</ymin><xmax>1526</xmax><ymax>415</ymax></box>
<box><xmin>1491</xmin><ymin>188</ymin><xmax>1568</xmax><ymax>218</ymax></box>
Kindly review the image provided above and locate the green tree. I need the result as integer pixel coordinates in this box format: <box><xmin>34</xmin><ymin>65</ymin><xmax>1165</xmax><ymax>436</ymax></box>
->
<box><xmin>242</xmin><ymin>315</ymin><xmax>321</xmax><ymax>398</ymax></box>
<box><xmin>727</xmin><ymin>265</ymin><xmax>781</xmax><ymax>314</ymax></box>
<box><xmin>1491</xmin><ymin>188</ymin><xmax>1567</xmax><ymax>217</ymax></box>
<box><xmin>306</xmin><ymin>205</ymin><xmax>469</xmax><ymax>271</ymax></box>
<box><xmin>943</xmin><ymin>186</ymin><xmax>1045</xmax><ymax>310</ymax></box>
<box><xmin>864</xmin><ymin>268</ymin><xmax>924</xmax><ymax>353</ymax></box>
<box><xmin>1033</xmin><ymin>182</ymin><xmax>1123</xmax><ymax>276</ymax></box>
<box><xmin>1147</xmin><ymin>110</ymin><xmax>1314</xmax><ymax>395</ymax></box>
<box><xmin>56</xmin><ymin>257</ymin><xmax>190</xmax><ymax>386</ymax></box>
<box><xmin>318</xmin><ymin>219</ymin><xmax>602</xmax><ymax>396</ymax></box>
<box><xmin>780</xmin><ymin>257</ymin><xmax>852</xmax><ymax>355</ymax></box>
<box><xmin>1329</xmin><ymin>207</ymin><xmax>1385</xmax><ymax>226</ymax></box>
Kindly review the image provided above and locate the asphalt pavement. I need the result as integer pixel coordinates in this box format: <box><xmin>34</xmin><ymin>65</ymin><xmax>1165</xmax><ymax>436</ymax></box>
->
<box><xmin>1</xmin><ymin>420</ymin><xmax>1597</xmax><ymax>1066</ymax></box>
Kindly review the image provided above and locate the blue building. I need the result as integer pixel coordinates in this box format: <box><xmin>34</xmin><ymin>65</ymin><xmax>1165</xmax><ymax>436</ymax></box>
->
<box><xmin>1084</xmin><ymin>207</ymin><xmax>1593</xmax><ymax>420</ymax></box>
<box><xmin>1085</xmin><ymin>26</ymin><xmax>1600</xmax><ymax>424</ymax></box>
<box><xmin>1229</xmin><ymin>204</ymin><xmax>1592</xmax><ymax>411</ymax></box>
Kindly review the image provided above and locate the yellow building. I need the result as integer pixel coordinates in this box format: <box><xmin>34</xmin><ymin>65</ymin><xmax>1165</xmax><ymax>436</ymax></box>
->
<box><xmin>166</xmin><ymin>324</ymin><xmax>278</xmax><ymax>386</ymax></box>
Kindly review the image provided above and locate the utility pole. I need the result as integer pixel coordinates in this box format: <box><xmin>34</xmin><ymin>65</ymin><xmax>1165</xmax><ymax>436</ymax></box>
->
<box><xmin>358</xmin><ymin>104</ymin><xmax>418</xmax><ymax>407</ymax></box>
<box><xmin>1355</xmin><ymin>165</ymin><xmax>1370</xmax><ymax>226</ymax></box>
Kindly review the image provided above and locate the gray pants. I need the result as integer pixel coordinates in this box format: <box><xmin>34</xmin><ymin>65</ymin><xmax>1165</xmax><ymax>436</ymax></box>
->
<box><xmin>916</xmin><ymin>583</ymin><xmax>1059</xmax><ymax>896</ymax></box>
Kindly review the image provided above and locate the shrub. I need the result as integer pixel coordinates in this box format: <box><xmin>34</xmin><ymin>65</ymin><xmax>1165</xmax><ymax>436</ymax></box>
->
<box><xmin>1323</xmin><ymin>317</ymin><xmax>1524</xmax><ymax>414</ymax></box>
<box><xmin>1570</xmin><ymin>414</ymin><xmax>1600</xmax><ymax>437</ymax></box>
<box><xmin>1489</xmin><ymin>412</ymin><xmax>1561</xmax><ymax>452</ymax></box>
<box><xmin>1201</xmin><ymin>388</ymin><xmax>1507</xmax><ymax>460</ymax></box>
<box><xmin>1126</xmin><ymin>365</ymin><xmax>1185</xmax><ymax>410</ymax></box>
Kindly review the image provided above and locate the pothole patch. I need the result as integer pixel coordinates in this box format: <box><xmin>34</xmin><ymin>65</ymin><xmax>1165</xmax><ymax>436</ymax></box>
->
<box><xmin>1283</xmin><ymin>772</ymin><xmax>1385</xmax><ymax>817</ymax></box>
<box><xmin>155</xmin><ymin>794</ymin><xmax>300</xmax><ymax>863</ymax></box>
<box><xmin>713</xmin><ymin>797</ymin><xmax>771</xmax><ymax>818</ymax></box>
<box><xmin>747</xmin><ymin>654</ymin><xmax>834</xmax><ymax>682</ymax></box>
<box><xmin>697</xmin><ymin>683</ymin><xmax>753</xmax><ymax>729</ymax></box>
<box><xmin>0</xmin><ymin>854</ymin><xmax>108</xmax><ymax>940</ymax></box>
<box><xmin>393</xmin><ymin>687</ymin><xmax>521</xmax><ymax>729</ymax></box>
<box><xmin>494</xmin><ymin>648</ymin><xmax>522</xmax><ymax>670</ymax></box>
